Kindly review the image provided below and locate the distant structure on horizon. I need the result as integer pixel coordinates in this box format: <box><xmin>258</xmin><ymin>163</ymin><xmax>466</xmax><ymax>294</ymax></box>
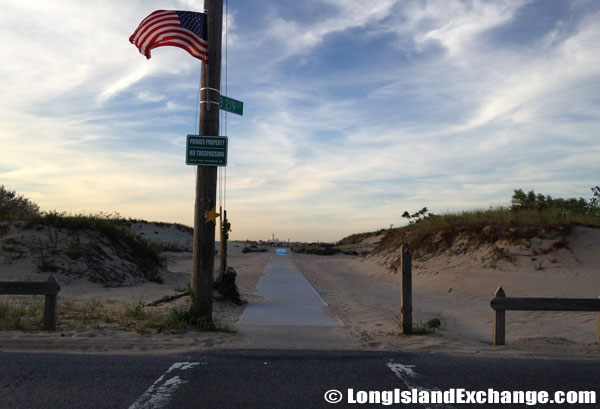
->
<box><xmin>259</xmin><ymin>233</ymin><xmax>293</xmax><ymax>247</ymax></box>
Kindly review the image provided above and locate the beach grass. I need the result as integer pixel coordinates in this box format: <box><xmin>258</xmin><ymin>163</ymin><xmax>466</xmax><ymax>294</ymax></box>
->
<box><xmin>32</xmin><ymin>212</ymin><xmax>165</xmax><ymax>283</ymax></box>
<box><xmin>1</xmin><ymin>186</ymin><xmax>166</xmax><ymax>283</ymax></box>
<box><xmin>342</xmin><ymin>187</ymin><xmax>600</xmax><ymax>256</ymax></box>
<box><xmin>0</xmin><ymin>297</ymin><xmax>44</xmax><ymax>331</ymax></box>
<box><xmin>1</xmin><ymin>211</ymin><xmax>166</xmax><ymax>284</ymax></box>
<box><xmin>411</xmin><ymin>207</ymin><xmax>599</xmax><ymax>230</ymax></box>
<box><xmin>0</xmin><ymin>295</ymin><xmax>233</xmax><ymax>334</ymax></box>
<box><xmin>364</xmin><ymin>206</ymin><xmax>599</xmax><ymax>256</ymax></box>
<box><xmin>393</xmin><ymin>315</ymin><xmax>442</xmax><ymax>335</ymax></box>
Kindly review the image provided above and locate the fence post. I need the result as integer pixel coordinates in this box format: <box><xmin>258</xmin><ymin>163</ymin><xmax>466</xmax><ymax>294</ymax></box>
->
<box><xmin>401</xmin><ymin>244</ymin><xmax>412</xmax><ymax>335</ymax></box>
<box><xmin>493</xmin><ymin>286</ymin><xmax>506</xmax><ymax>345</ymax></box>
<box><xmin>597</xmin><ymin>295</ymin><xmax>600</xmax><ymax>345</ymax></box>
<box><xmin>43</xmin><ymin>274</ymin><xmax>59</xmax><ymax>331</ymax></box>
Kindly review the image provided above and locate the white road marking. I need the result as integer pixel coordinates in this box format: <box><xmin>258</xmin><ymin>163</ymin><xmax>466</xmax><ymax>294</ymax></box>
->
<box><xmin>128</xmin><ymin>362</ymin><xmax>200</xmax><ymax>409</ymax></box>
<box><xmin>387</xmin><ymin>360</ymin><xmax>455</xmax><ymax>409</ymax></box>
<box><xmin>387</xmin><ymin>362</ymin><xmax>418</xmax><ymax>378</ymax></box>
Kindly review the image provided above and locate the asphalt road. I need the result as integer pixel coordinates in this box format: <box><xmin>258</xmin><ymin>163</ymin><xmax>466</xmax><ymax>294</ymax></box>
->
<box><xmin>1</xmin><ymin>350</ymin><xmax>598</xmax><ymax>409</ymax></box>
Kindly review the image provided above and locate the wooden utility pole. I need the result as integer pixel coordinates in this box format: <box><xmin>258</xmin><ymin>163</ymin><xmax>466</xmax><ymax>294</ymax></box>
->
<box><xmin>191</xmin><ymin>0</ymin><xmax>223</xmax><ymax>319</ymax></box>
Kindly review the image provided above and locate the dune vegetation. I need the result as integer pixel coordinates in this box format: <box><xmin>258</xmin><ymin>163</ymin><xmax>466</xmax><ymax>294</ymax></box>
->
<box><xmin>1</xmin><ymin>185</ymin><xmax>164</xmax><ymax>284</ymax></box>
<box><xmin>320</xmin><ymin>187</ymin><xmax>600</xmax><ymax>259</ymax></box>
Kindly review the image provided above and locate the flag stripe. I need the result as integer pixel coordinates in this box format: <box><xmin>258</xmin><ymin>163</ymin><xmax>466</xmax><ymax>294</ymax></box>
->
<box><xmin>129</xmin><ymin>10</ymin><xmax>207</xmax><ymax>63</ymax></box>
<box><xmin>159</xmin><ymin>40</ymin><xmax>207</xmax><ymax>59</ymax></box>
<box><xmin>136</xmin><ymin>15</ymin><xmax>180</xmax><ymax>47</ymax></box>
<box><xmin>137</xmin><ymin>10</ymin><xmax>172</xmax><ymax>28</ymax></box>
<box><xmin>139</xmin><ymin>26</ymin><xmax>207</xmax><ymax>57</ymax></box>
<box><xmin>130</xmin><ymin>10</ymin><xmax>174</xmax><ymax>44</ymax></box>
<box><xmin>155</xmin><ymin>33</ymin><xmax>207</xmax><ymax>55</ymax></box>
<box><xmin>147</xmin><ymin>35</ymin><xmax>207</xmax><ymax>60</ymax></box>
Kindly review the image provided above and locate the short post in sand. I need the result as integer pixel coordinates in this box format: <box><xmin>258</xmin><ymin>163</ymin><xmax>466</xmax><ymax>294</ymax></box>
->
<box><xmin>401</xmin><ymin>243</ymin><xmax>413</xmax><ymax>334</ymax></box>
<box><xmin>191</xmin><ymin>0</ymin><xmax>223</xmax><ymax>320</ymax></box>
<box><xmin>493</xmin><ymin>286</ymin><xmax>506</xmax><ymax>345</ymax></box>
<box><xmin>43</xmin><ymin>275</ymin><xmax>60</xmax><ymax>331</ymax></box>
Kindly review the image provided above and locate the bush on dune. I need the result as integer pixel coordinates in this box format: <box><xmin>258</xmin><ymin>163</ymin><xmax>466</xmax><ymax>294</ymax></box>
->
<box><xmin>0</xmin><ymin>186</ymin><xmax>164</xmax><ymax>284</ymax></box>
<box><xmin>349</xmin><ymin>187</ymin><xmax>600</xmax><ymax>260</ymax></box>
<box><xmin>0</xmin><ymin>185</ymin><xmax>40</xmax><ymax>220</ymax></box>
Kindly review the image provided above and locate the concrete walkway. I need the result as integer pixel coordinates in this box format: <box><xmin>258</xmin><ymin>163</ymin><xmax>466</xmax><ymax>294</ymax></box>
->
<box><xmin>240</xmin><ymin>250</ymin><xmax>344</xmax><ymax>327</ymax></box>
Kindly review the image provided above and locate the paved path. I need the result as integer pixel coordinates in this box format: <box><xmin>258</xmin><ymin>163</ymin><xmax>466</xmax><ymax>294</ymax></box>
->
<box><xmin>240</xmin><ymin>249</ymin><xmax>344</xmax><ymax>327</ymax></box>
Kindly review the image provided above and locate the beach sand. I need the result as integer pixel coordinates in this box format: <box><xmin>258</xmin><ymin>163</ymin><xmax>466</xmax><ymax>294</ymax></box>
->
<box><xmin>0</xmin><ymin>223</ymin><xmax>599</xmax><ymax>358</ymax></box>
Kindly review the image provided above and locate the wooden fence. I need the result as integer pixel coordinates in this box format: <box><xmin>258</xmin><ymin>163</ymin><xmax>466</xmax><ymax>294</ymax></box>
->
<box><xmin>490</xmin><ymin>286</ymin><xmax>600</xmax><ymax>345</ymax></box>
<box><xmin>0</xmin><ymin>274</ymin><xmax>61</xmax><ymax>331</ymax></box>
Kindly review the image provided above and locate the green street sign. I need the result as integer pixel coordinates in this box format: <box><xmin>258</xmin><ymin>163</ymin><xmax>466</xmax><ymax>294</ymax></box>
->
<box><xmin>186</xmin><ymin>135</ymin><xmax>228</xmax><ymax>166</ymax></box>
<box><xmin>220</xmin><ymin>95</ymin><xmax>243</xmax><ymax>116</ymax></box>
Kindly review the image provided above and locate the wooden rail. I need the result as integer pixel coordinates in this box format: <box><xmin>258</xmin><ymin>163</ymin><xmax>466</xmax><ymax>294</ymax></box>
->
<box><xmin>0</xmin><ymin>274</ymin><xmax>61</xmax><ymax>331</ymax></box>
<box><xmin>490</xmin><ymin>286</ymin><xmax>600</xmax><ymax>345</ymax></box>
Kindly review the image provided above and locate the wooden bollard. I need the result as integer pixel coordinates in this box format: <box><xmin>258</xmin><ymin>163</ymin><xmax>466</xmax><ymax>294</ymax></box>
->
<box><xmin>43</xmin><ymin>274</ymin><xmax>60</xmax><ymax>331</ymax></box>
<box><xmin>598</xmin><ymin>295</ymin><xmax>600</xmax><ymax>345</ymax></box>
<box><xmin>493</xmin><ymin>286</ymin><xmax>506</xmax><ymax>345</ymax></box>
<box><xmin>401</xmin><ymin>244</ymin><xmax>412</xmax><ymax>335</ymax></box>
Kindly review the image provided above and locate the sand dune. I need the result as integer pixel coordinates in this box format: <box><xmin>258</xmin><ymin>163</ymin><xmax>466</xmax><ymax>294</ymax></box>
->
<box><xmin>0</xmin><ymin>222</ymin><xmax>598</xmax><ymax>358</ymax></box>
<box><xmin>296</xmin><ymin>226</ymin><xmax>600</xmax><ymax>357</ymax></box>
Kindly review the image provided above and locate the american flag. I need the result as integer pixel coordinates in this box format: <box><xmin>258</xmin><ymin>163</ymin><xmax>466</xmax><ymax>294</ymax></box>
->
<box><xmin>129</xmin><ymin>10</ymin><xmax>208</xmax><ymax>63</ymax></box>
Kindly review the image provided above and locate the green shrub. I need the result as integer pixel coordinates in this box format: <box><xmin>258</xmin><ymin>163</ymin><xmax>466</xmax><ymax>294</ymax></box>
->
<box><xmin>426</xmin><ymin>318</ymin><xmax>441</xmax><ymax>329</ymax></box>
<box><xmin>125</xmin><ymin>297</ymin><xmax>148</xmax><ymax>319</ymax></box>
<box><xmin>0</xmin><ymin>185</ymin><xmax>40</xmax><ymax>221</ymax></box>
<box><xmin>165</xmin><ymin>306</ymin><xmax>218</xmax><ymax>332</ymax></box>
<box><xmin>511</xmin><ymin>188</ymin><xmax>600</xmax><ymax>217</ymax></box>
<box><xmin>395</xmin><ymin>316</ymin><xmax>442</xmax><ymax>335</ymax></box>
<box><xmin>291</xmin><ymin>243</ymin><xmax>339</xmax><ymax>255</ymax></box>
<box><xmin>214</xmin><ymin>267</ymin><xmax>243</xmax><ymax>305</ymax></box>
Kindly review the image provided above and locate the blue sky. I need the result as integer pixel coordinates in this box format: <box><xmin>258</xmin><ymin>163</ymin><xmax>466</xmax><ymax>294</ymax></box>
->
<box><xmin>1</xmin><ymin>0</ymin><xmax>599</xmax><ymax>242</ymax></box>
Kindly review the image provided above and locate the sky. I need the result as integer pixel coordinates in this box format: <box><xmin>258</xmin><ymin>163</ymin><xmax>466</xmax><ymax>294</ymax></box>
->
<box><xmin>1</xmin><ymin>0</ymin><xmax>599</xmax><ymax>242</ymax></box>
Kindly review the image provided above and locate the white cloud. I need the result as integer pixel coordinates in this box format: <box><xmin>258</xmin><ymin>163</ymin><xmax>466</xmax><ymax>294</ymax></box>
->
<box><xmin>406</xmin><ymin>0</ymin><xmax>525</xmax><ymax>56</ymax></box>
<box><xmin>137</xmin><ymin>91</ymin><xmax>166</xmax><ymax>102</ymax></box>
<box><xmin>461</xmin><ymin>12</ymin><xmax>600</xmax><ymax>129</ymax></box>
<box><xmin>99</xmin><ymin>65</ymin><xmax>154</xmax><ymax>103</ymax></box>
<box><xmin>261</xmin><ymin>0</ymin><xmax>398</xmax><ymax>58</ymax></box>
